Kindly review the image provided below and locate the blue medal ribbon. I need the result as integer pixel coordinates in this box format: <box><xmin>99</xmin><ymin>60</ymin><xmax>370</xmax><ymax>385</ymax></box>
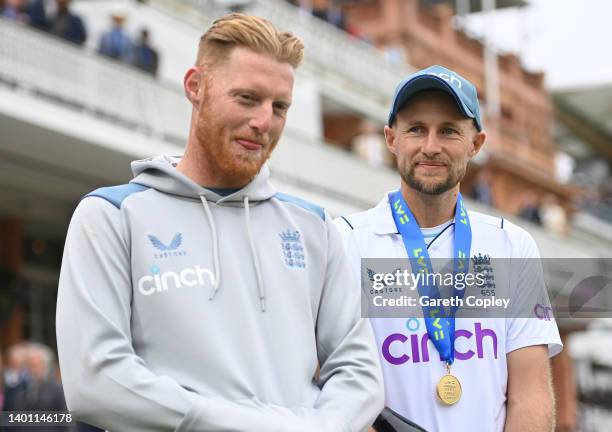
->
<box><xmin>388</xmin><ymin>190</ymin><xmax>472</xmax><ymax>364</ymax></box>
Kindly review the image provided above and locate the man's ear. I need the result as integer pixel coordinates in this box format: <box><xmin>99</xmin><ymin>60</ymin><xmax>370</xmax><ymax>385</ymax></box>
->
<box><xmin>384</xmin><ymin>125</ymin><xmax>397</xmax><ymax>155</ymax></box>
<box><xmin>469</xmin><ymin>130</ymin><xmax>486</xmax><ymax>158</ymax></box>
<box><xmin>184</xmin><ymin>67</ymin><xmax>202</xmax><ymax>108</ymax></box>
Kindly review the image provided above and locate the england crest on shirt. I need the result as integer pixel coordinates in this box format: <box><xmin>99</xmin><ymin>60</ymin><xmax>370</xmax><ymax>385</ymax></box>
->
<box><xmin>279</xmin><ymin>229</ymin><xmax>306</xmax><ymax>269</ymax></box>
<box><xmin>472</xmin><ymin>253</ymin><xmax>495</xmax><ymax>294</ymax></box>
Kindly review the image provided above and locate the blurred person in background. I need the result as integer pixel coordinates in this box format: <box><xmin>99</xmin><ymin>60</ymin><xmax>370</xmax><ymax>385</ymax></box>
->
<box><xmin>2</xmin><ymin>342</ymin><xmax>29</xmax><ymax>404</ymax></box>
<box><xmin>132</xmin><ymin>27</ymin><xmax>158</xmax><ymax>76</ymax></box>
<box><xmin>311</xmin><ymin>0</ymin><xmax>346</xmax><ymax>31</ymax></box>
<box><xmin>518</xmin><ymin>190</ymin><xmax>542</xmax><ymax>225</ymax></box>
<box><xmin>540</xmin><ymin>193</ymin><xmax>567</xmax><ymax>236</ymax></box>
<box><xmin>3</xmin><ymin>343</ymin><xmax>67</xmax><ymax>431</ymax></box>
<box><xmin>351</xmin><ymin>120</ymin><xmax>390</xmax><ymax>169</ymax></box>
<box><xmin>57</xmin><ymin>13</ymin><xmax>383</xmax><ymax>431</ymax></box>
<box><xmin>49</xmin><ymin>0</ymin><xmax>86</xmax><ymax>46</ymax></box>
<box><xmin>1</xmin><ymin>0</ymin><xmax>47</xmax><ymax>29</ymax></box>
<box><xmin>25</xmin><ymin>0</ymin><xmax>46</xmax><ymax>29</ymax></box>
<box><xmin>97</xmin><ymin>9</ymin><xmax>132</xmax><ymax>63</ymax></box>
<box><xmin>336</xmin><ymin>65</ymin><xmax>562</xmax><ymax>432</ymax></box>
<box><xmin>2</xmin><ymin>0</ymin><xmax>29</xmax><ymax>23</ymax></box>
<box><xmin>3</xmin><ymin>343</ymin><xmax>66</xmax><ymax>410</ymax></box>
<box><xmin>324</xmin><ymin>0</ymin><xmax>346</xmax><ymax>31</ymax></box>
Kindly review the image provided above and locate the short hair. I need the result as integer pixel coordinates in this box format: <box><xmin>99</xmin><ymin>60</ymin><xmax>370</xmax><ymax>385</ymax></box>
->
<box><xmin>27</xmin><ymin>342</ymin><xmax>55</xmax><ymax>379</ymax></box>
<box><xmin>196</xmin><ymin>13</ymin><xmax>304</xmax><ymax>69</ymax></box>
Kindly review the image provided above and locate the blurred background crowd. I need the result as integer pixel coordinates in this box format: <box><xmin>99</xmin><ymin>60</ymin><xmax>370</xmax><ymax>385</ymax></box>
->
<box><xmin>0</xmin><ymin>342</ymin><xmax>102</xmax><ymax>430</ymax></box>
<box><xmin>1</xmin><ymin>0</ymin><xmax>159</xmax><ymax>75</ymax></box>
<box><xmin>1</xmin><ymin>0</ymin><xmax>611</xmax><ymax>430</ymax></box>
<box><xmin>0</xmin><ymin>0</ymin><xmax>610</xmax><ymax>237</ymax></box>
<box><xmin>1</xmin><ymin>341</ymin><xmax>66</xmax><ymax>413</ymax></box>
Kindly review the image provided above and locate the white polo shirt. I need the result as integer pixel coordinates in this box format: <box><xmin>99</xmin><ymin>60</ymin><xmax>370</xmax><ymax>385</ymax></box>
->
<box><xmin>336</xmin><ymin>194</ymin><xmax>562</xmax><ymax>432</ymax></box>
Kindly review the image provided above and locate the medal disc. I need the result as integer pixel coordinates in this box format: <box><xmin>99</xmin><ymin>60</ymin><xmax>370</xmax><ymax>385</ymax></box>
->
<box><xmin>436</xmin><ymin>373</ymin><xmax>462</xmax><ymax>405</ymax></box>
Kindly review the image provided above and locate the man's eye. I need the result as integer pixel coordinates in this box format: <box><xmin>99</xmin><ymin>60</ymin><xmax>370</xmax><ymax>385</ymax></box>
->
<box><xmin>239</xmin><ymin>94</ymin><xmax>255</xmax><ymax>103</ymax></box>
<box><xmin>442</xmin><ymin>127</ymin><xmax>458</xmax><ymax>135</ymax></box>
<box><xmin>408</xmin><ymin>126</ymin><xmax>424</xmax><ymax>134</ymax></box>
<box><xmin>273</xmin><ymin>104</ymin><xmax>288</xmax><ymax>115</ymax></box>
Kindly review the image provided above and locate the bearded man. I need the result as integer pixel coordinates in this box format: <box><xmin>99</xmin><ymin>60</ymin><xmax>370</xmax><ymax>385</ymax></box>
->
<box><xmin>57</xmin><ymin>13</ymin><xmax>383</xmax><ymax>432</ymax></box>
<box><xmin>336</xmin><ymin>65</ymin><xmax>562</xmax><ymax>432</ymax></box>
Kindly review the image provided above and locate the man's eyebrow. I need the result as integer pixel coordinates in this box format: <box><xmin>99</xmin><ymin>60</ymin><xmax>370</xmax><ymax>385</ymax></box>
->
<box><xmin>401</xmin><ymin>119</ymin><xmax>425</xmax><ymax>127</ymax></box>
<box><xmin>229</xmin><ymin>87</ymin><xmax>292</xmax><ymax>105</ymax></box>
<box><xmin>229</xmin><ymin>87</ymin><xmax>257</xmax><ymax>95</ymax></box>
<box><xmin>440</xmin><ymin>120</ymin><xmax>471</xmax><ymax>131</ymax></box>
<box><xmin>275</xmin><ymin>99</ymin><xmax>292</xmax><ymax>108</ymax></box>
<box><xmin>440</xmin><ymin>120</ymin><xmax>463</xmax><ymax>127</ymax></box>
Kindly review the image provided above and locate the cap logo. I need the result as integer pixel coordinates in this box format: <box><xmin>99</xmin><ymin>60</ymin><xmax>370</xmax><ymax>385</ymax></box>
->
<box><xmin>427</xmin><ymin>72</ymin><xmax>462</xmax><ymax>89</ymax></box>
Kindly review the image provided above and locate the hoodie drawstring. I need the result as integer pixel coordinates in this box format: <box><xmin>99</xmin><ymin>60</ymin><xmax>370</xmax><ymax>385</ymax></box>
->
<box><xmin>199</xmin><ymin>195</ymin><xmax>221</xmax><ymax>301</ymax></box>
<box><xmin>244</xmin><ymin>196</ymin><xmax>266</xmax><ymax>312</ymax></box>
<box><xmin>198</xmin><ymin>194</ymin><xmax>266</xmax><ymax>312</ymax></box>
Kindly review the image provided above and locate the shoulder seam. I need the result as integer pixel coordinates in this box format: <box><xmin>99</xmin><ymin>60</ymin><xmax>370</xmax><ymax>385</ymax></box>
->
<box><xmin>340</xmin><ymin>210</ymin><xmax>372</xmax><ymax>231</ymax></box>
<box><xmin>275</xmin><ymin>192</ymin><xmax>325</xmax><ymax>221</ymax></box>
<box><xmin>83</xmin><ymin>183</ymin><xmax>149</xmax><ymax>209</ymax></box>
<box><xmin>470</xmin><ymin>212</ymin><xmax>504</xmax><ymax>230</ymax></box>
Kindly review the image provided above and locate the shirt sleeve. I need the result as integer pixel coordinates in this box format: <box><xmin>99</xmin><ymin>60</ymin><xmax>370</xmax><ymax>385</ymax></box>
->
<box><xmin>308</xmin><ymin>214</ymin><xmax>384</xmax><ymax>431</ymax></box>
<box><xmin>505</xmin><ymin>228</ymin><xmax>563</xmax><ymax>357</ymax></box>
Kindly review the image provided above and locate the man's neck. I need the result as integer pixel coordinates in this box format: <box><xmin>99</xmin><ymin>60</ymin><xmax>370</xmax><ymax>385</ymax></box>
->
<box><xmin>400</xmin><ymin>183</ymin><xmax>459</xmax><ymax>228</ymax></box>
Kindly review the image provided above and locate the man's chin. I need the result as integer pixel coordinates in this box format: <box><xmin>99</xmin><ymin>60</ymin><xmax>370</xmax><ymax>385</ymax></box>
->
<box><xmin>417</xmin><ymin>186</ymin><xmax>450</xmax><ymax>195</ymax></box>
<box><xmin>220</xmin><ymin>159</ymin><xmax>265</xmax><ymax>183</ymax></box>
<box><xmin>406</xmin><ymin>177</ymin><xmax>455</xmax><ymax>196</ymax></box>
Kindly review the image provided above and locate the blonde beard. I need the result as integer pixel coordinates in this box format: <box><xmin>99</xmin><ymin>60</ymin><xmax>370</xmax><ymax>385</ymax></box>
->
<box><xmin>401</xmin><ymin>162</ymin><xmax>466</xmax><ymax>196</ymax></box>
<box><xmin>193</xmin><ymin>108</ymin><xmax>276</xmax><ymax>186</ymax></box>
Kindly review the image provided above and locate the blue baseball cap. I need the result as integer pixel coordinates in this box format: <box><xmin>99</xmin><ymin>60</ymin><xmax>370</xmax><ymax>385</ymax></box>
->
<box><xmin>387</xmin><ymin>65</ymin><xmax>483</xmax><ymax>131</ymax></box>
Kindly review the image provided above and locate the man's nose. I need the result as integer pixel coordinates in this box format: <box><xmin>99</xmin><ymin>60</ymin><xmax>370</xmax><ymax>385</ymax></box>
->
<box><xmin>421</xmin><ymin>131</ymin><xmax>442</xmax><ymax>157</ymax></box>
<box><xmin>249</xmin><ymin>103</ymin><xmax>273</xmax><ymax>133</ymax></box>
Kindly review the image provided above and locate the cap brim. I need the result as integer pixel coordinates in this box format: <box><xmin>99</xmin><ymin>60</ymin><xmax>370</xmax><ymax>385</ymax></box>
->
<box><xmin>389</xmin><ymin>75</ymin><xmax>476</xmax><ymax>126</ymax></box>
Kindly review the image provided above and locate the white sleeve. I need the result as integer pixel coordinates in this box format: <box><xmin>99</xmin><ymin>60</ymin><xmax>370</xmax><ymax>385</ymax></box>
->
<box><xmin>505</xmin><ymin>229</ymin><xmax>563</xmax><ymax>357</ymax></box>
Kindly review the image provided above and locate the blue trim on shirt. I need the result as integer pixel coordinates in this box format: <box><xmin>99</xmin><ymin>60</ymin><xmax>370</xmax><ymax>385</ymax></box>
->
<box><xmin>84</xmin><ymin>183</ymin><xmax>149</xmax><ymax>209</ymax></box>
<box><xmin>275</xmin><ymin>192</ymin><xmax>325</xmax><ymax>221</ymax></box>
<box><xmin>425</xmin><ymin>222</ymin><xmax>455</xmax><ymax>249</ymax></box>
<box><xmin>340</xmin><ymin>216</ymin><xmax>354</xmax><ymax>230</ymax></box>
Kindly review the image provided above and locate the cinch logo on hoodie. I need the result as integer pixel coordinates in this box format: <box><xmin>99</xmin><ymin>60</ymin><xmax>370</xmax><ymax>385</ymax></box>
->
<box><xmin>137</xmin><ymin>265</ymin><xmax>215</xmax><ymax>296</ymax></box>
<box><xmin>381</xmin><ymin>322</ymin><xmax>498</xmax><ymax>365</ymax></box>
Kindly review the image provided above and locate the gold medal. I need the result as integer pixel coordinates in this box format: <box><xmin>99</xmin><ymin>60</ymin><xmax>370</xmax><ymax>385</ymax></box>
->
<box><xmin>436</xmin><ymin>363</ymin><xmax>462</xmax><ymax>405</ymax></box>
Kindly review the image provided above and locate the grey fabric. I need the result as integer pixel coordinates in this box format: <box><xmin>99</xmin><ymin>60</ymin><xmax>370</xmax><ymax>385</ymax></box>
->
<box><xmin>57</xmin><ymin>156</ymin><xmax>384</xmax><ymax>431</ymax></box>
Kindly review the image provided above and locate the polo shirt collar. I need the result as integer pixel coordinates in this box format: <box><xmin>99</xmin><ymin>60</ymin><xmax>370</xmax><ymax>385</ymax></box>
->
<box><xmin>368</xmin><ymin>192</ymin><xmax>400</xmax><ymax>235</ymax></box>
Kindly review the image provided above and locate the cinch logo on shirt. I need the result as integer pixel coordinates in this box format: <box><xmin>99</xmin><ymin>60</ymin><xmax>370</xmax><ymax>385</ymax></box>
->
<box><xmin>381</xmin><ymin>322</ymin><xmax>498</xmax><ymax>365</ymax></box>
<box><xmin>534</xmin><ymin>303</ymin><xmax>553</xmax><ymax>321</ymax></box>
<box><xmin>137</xmin><ymin>265</ymin><xmax>215</xmax><ymax>296</ymax></box>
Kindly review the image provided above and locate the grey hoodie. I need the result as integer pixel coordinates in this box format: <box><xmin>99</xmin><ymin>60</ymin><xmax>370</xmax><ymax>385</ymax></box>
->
<box><xmin>56</xmin><ymin>156</ymin><xmax>384</xmax><ymax>432</ymax></box>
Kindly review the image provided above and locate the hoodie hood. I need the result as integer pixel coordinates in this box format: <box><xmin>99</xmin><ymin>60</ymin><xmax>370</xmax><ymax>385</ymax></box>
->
<box><xmin>130</xmin><ymin>155</ymin><xmax>274</xmax><ymax>311</ymax></box>
<box><xmin>130</xmin><ymin>155</ymin><xmax>276</xmax><ymax>204</ymax></box>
